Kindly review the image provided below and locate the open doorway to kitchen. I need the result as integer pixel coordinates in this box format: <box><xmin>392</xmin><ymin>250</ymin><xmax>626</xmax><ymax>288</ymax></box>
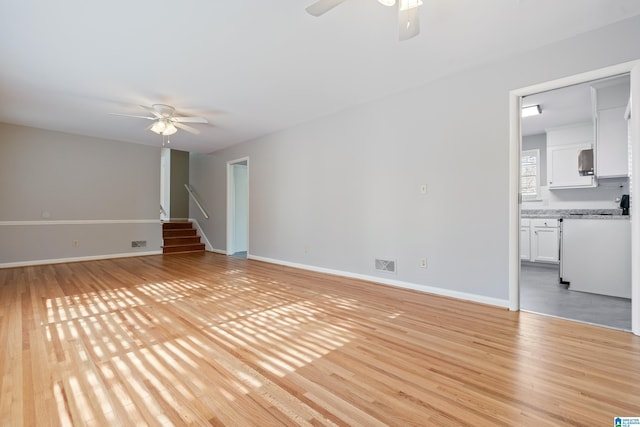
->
<box><xmin>520</xmin><ymin>74</ymin><xmax>631</xmax><ymax>331</ymax></box>
<box><xmin>509</xmin><ymin>61</ymin><xmax>640</xmax><ymax>335</ymax></box>
<box><xmin>227</xmin><ymin>158</ymin><xmax>249</xmax><ymax>258</ymax></box>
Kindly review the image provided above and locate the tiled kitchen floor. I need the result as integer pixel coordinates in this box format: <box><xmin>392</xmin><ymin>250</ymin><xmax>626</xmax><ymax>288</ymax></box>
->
<box><xmin>520</xmin><ymin>262</ymin><xmax>632</xmax><ymax>331</ymax></box>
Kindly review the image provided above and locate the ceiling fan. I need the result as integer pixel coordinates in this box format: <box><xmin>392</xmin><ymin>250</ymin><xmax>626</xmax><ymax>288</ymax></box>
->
<box><xmin>111</xmin><ymin>104</ymin><xmax>208</xmax><ymax>136</ymax></box>
<box><xmin>306</xmin><ymin>0</ymin><xmax>423</xmax><ymax>41</ymax></box>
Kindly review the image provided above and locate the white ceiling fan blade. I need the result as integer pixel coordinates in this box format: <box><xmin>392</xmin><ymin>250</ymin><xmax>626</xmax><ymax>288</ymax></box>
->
<box><xmin>399</xmin><ymin>0</ymin><xmax>421</xmax><ymax>41</ymax></box>
<box><xmin>306</xmin><ymin>0</ymin><xmax>348</xmax><ymax>16</ymax></box>
<box><xmin>174</xmin><ymin>122</ymin><xmax>200</xmax><ymax>134</ymax></box>
<box><xmin>109</xmin><ymin>113</ymin><xmax>155</xmax><ymax>120</ymax></box>
<box><xmin>173</xmin><ymin>116</ymin><xmax>208</xmax><ymax>124</ymax></box>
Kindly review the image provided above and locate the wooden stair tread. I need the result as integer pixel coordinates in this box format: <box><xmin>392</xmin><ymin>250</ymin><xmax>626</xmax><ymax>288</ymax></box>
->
<box><xmin>161</xmin><ymin>221</ymin><xmax>205</xmax><ymax>254</ymax></box>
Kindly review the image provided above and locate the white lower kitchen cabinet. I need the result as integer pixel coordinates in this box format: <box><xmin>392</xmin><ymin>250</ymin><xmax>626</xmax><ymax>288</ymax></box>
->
<box><xmin>561</xmin><ymin>218</ymin><xmax>631</xmax><ymax>298</ymax></box>
<box><xmin>520</xmin><ymin>219</ymin><xmax>531</xmax><ymax>261</ymax></box>
<box><xmin>531</xmin><ymin>219</ymin><xmax>559</xmax><ymax>263</ymax></box>
<box><xmin>520</xmin><ymin>218</ymin><xmax>559</xmax><ymax>263</ymax></box>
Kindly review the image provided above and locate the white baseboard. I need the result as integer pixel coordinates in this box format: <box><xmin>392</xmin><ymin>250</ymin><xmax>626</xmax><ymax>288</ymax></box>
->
<box><xmin>207</xmin><ymin>248</ymin><xmax>227</xmax><ymax>255</ymax></box>
<box><xmin>0</xmin><ymin>250</ymin><xmax>162</xmax><ymax>269</ymax></box>
<box><xmin>248</xmin><ymin>255</ymin><xmax>509</xmax><ymax>309</ymax></box>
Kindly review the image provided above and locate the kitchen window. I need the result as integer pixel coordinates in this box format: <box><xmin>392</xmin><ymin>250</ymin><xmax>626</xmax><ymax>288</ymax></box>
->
<box><xmin>521</xmin><ymin>149</ymin><xmax>540</xmax><ymax>200</ymax></box>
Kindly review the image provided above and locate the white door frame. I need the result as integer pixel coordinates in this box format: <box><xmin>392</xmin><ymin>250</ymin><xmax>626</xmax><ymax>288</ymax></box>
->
<box><xmin>226</xmin><ymin>157</ymin><xmax>250</xmax><ymax>256</ymax></box>
<box><xmin>509</xmin><ymin>60</ymin><xmax>640</xmax><ymax>335</ymax></box>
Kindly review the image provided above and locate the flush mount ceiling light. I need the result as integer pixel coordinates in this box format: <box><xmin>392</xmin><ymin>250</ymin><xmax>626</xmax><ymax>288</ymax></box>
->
<box><xmin>378</xmin><ymin>0</ymin><xmax>396</xmax><ymax>6</ymax></box>
<box><xmin>522</xmin><ymin>104</ymin><xmax>542</xmax><ymax>117</ymax></box>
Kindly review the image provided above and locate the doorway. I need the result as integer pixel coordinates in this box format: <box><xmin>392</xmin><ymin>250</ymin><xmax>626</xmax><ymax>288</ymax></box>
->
<box><xmin>520</xmin><ymin>75</ymin><xmax>631</xmax><ymax>330</ymax></box>
<box><xmin>160</xmin><ymin>147</ymin><xmax>171</xmax><ymax>221</ymax></box>
<box><xmin>227</xmin><ymin>158</ymin><xmax>249</xmax><ymax>258</ymax></box>
<box><xmin>509</xmin><ymin>61</ymin><xmax>640</xmax><ymax>336</ymax></box>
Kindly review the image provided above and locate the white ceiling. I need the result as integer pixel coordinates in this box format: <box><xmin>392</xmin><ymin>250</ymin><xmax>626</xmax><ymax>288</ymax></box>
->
<box><xmin>521</xmin><ymin>83</ymin><xmax>595</xmax><ymax>137</ymax></box>
<box><xmin>521</xmin><ymin>74</ymin><xmax>631</xmax><ymax>136</ymax></box>
<box><xmin>2</xmin><ymin>0</ymin><xmax>640</xmax><ymax>153</ymax></box>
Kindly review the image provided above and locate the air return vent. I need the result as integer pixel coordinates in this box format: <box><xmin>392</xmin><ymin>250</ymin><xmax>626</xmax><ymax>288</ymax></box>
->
<box><xmin>375</xmin><ymin>258</ymin><xmax>397</xmax><ymax>274</ymax></box>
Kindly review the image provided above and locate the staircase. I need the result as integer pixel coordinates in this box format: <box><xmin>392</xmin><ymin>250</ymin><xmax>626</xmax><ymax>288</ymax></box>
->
<box><xmin>162</xmin><ymin>221</ymin><xmax>205</xmax><ymax>254</ymax></box>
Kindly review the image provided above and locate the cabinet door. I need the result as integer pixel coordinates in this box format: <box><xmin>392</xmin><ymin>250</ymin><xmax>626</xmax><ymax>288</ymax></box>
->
<box><xmin>532</xmin><ymin>227</ymin><xmax>559</xmax><ymax>262</ymax></box>
<box><xmin>547</xmin><ymin>144</ymin><xmax>595</xmax><ymax>188</ymax></box>
<box><xmin>520</xmin><ymin>227</ymin><xmax>531</xmax><ymax>261</ymax></box>
<box><xmin>596</xmin><ymin>106</ymin><xmax>628</xmax><ymax>178</ymax></box>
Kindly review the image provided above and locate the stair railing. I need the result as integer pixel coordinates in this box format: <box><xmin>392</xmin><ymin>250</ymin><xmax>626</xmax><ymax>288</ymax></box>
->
<box><xmin>184</xmin><ymin>184</ymin><xmax>210</xmax><ymax>219</ymax></box>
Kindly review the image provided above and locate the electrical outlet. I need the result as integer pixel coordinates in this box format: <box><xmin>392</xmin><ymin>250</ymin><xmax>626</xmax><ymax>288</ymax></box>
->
<box><xmin>304</xmin><ymin>245</ymin><xmax>309</xmax><ymax>254</ymax></box>
<box><xmin>420</xmin><ymin>257</ymin><xmax>427</xmax><ymax>268</ymax></box>
<box><xmin>72</xmin><ymin>240</ymin><xmax>78</xmax><ymax>247</ymax></box>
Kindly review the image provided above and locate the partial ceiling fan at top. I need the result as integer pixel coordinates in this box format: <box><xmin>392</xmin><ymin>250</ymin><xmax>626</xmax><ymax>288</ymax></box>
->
<box><xmin>306</xmin><ymin>0</ymin><xmax>423</xmax><ymax>41</ymax></box>
<box><xmin>111</xmin><ymin>104</ymin><xmax>208</xmax><ymax>136</ymax></box>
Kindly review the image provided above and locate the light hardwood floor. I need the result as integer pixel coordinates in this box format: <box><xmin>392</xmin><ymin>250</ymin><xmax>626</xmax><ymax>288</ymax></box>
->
<box><xmin>1</xmin><ymin>253</ymin><xmax>639</xmax><ymax>426</ymax></box>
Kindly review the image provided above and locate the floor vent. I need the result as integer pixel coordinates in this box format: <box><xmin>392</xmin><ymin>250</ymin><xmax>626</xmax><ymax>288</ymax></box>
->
<box><xmin>375</xmin><ymin>258</ymin><xmax>396</xmax><ymax>274</ymax></box>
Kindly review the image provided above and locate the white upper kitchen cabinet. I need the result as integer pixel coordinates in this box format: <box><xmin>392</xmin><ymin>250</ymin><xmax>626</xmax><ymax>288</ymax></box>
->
<box><xmin>547</xmin><ymin>143</ymin><xmax>595</xmax><ymax>189</ymax></box>
<box><xmin>546</xmin><ymin>124</ymin><xmax>596</xmax><ymax>189</ymax></box>
<box><xmin>592</xmin><ymin>76</ymin><xmax>631</xmax><ymax>178</ymax></box>
<box><xmin>596</xmin><ymin>106</ymin><xmax>628</xmax><ymax>177</ymax></box>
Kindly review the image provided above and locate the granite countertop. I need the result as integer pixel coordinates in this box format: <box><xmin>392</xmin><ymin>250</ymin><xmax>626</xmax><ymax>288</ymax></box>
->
<box><xmin>521</xmin><ymin>209</ymin><xmax>629</xmax><ymax>220</ymax></box>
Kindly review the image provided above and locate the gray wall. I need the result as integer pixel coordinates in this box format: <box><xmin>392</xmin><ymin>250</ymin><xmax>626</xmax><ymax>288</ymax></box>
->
<box><xmin>170</xmin><ymin>149</ymin><xmax>190</xmax><ymax>220</ymax></box>
<box><xmin>189</xmin><ymin>15</ymin><xmax>640</xmax><ymax>306</ymax></box>
<box><xmin>0</xmin><ymin>123</ymin><xmax>162</xmax><ymax>265</ymax></box>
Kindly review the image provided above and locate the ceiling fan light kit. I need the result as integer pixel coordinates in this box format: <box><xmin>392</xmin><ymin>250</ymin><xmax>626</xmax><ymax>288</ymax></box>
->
<box><xmin>306</xmin><ymin>0</ymin><xmax>423</xmax><ymax>41</ymax></box>
<box><xmin>111</xmin><ymin>103</ymin><xmax>208</xmax><ymax>140</ymax></box>
<box><xmin>150</xmin><ymin>119</ymin><xmax>178</xmax><ymax>136</ymax></box>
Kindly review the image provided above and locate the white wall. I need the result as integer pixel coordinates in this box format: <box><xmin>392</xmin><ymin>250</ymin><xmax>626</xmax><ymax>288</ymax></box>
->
<box><xmin>189</xmin><ymin>15</ymin><xmax>640</xmax><ymax>305</ymax></box>
<box><xmin>0</xmin><ymin>123</ymin><xmax>162</xmax><ymax>266</ymax></box>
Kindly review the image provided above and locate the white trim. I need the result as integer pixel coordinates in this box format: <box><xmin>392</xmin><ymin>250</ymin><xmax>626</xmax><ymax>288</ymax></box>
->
<box><xmin>249</xmin><ymin>255</ymin><xmax>509</xmax><ymax>309</ymax></box>
<box><xmin>509</xmin><ymin>92</ymin><xmax>521</xmax><ymax>311</ymax></box>
<box><xmin>207</xmin><ymin>248</ymin><xmax>227</xmax><ymax>255</ymax></box>
<box><xmin>227</xmin><ymin>157</ymin><xmax>250</xmax><ymax>256</ymax></box>
<box><xmin>190</xmin><ymin>218</ymin><xmax>214</xmax><ymax>252</ymax></box>
<box><xmin>0</xmin><ymin>250</ymin><xmax>162</xmax><ymax>269</ymax></box>
<box><xmin>0</xmin><ymin>219</ymin><xmax>160</xmax><ymax>226</ymax></box>
<box><xmin>631</xmin><ymin>63</ymin><xmax>640</xmax><ymax>335</ymax></box>
<box><xmin>509</xmin><ymin>60</ymin><xmax>640</xmax><ymax>335</ymax></box>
